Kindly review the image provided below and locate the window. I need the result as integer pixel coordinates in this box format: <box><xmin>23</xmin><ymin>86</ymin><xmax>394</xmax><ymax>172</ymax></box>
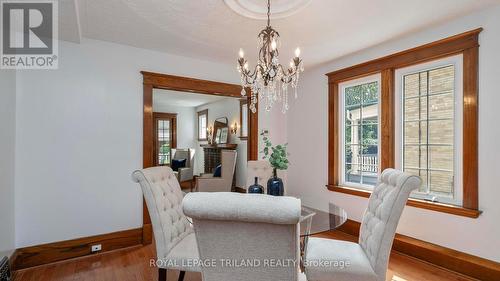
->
<box><xmin>326</xmin><ymin>29</ymin><xmax>480</xmax><ymax>217</ymax></box>
<box><xmin>339</xmin><ymin>74</ymin><xmax>381</xmax><ymax>189</ymax></box>
<box><xmin>198</xmin><ymin>109</ymin><xmax>208</xmax><ymax>141</ymax></box>
<box><xmin>240</xmin><ymin>99</ymin><xmax>249</xmax><ymax>139</ymax></box>
<box><xmin>395</xmin><ymin>55</ymin><xmax>463</xmax><ymax>205</ymax></box>
<box><xmin>153</xmin><ymin>113</ymin><xmax>177</xmax><ymax>166</ymax></box>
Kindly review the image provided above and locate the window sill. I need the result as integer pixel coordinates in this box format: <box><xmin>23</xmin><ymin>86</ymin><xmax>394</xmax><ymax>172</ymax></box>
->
<box><xmin>326</xmin><ymin>185</ymin><xmax>481</xmax><ymax>218</ymax></box>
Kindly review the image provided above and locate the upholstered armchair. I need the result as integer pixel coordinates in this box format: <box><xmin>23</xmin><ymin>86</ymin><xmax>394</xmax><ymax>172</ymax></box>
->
<box><xmin>304</xmin><ymin>169</ymin><xmax>421</xmax><ymax>281</ymax></box>
<box><xmin>132</xmin><ymin>167</ymin><xmax>200</xmax><ymax>281</ymax></box>
<box><xmin>246</xmin><ymin>160</ymin><xmax>285</xmax><ymax>193</ymax></box>
<box><xmin>183</xmin><ymin>192</ymin><xmax>307</xmax><ymax>281</ymax></box>
<box><xmin>171</xmin><ymin>148</ymin><xmax>195</xmax><ymax>184</ymax></box>
<box><xmin>197</xmin><ymin>150</ymin><xmax>237</xmax><ymax>192</ymax></box>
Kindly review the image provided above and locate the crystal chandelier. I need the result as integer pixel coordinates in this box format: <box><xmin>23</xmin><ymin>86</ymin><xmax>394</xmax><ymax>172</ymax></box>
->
<box><xmin>237</xmin><ymin>0</ymin><xmax>304</xmax><ymax>113</ymax></box>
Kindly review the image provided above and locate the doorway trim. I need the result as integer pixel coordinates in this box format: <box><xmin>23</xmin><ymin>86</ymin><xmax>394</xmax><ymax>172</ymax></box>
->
<box><xmin>141</xmin><ymin>71</ymin><xmax>258</xmax><ymax>244</ymax></box>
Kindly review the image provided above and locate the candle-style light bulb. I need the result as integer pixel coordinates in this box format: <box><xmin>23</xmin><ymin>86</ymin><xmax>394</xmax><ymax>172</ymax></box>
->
<box><xmin>295</xmin><ymin>47</ymin><xmax>301</xmax><ymax>57</ymax></box>
<box><xmin>290</xmin><ymin>61</ymin><xmax>294</xmax><ymax>68</ymax></box>
<box><xmin>271</xmin><ymin>39</ymin><xmax>277</xmax><ymax>50</ymax></box>
<box><xmin>239</xmin><ymin>48</ymin><xmax>245</xmax><ymax>58</ymax></box>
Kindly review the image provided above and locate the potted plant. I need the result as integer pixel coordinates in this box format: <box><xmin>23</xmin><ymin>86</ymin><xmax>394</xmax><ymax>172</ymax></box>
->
<box><xmin>261</xmin><ymin>132</ymin><xmax>289</xmax><ymax>196</ymax></box>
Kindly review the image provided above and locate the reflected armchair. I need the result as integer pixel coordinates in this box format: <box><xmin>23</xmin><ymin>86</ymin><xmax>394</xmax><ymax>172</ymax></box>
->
<box><xmin>171</xmin><ymin>148</ymin><xmax>195</xmax><ymax>187</ymax></box>
<box><xmin>197</xmin><ymin>150</ymin><xmax>237</xmax><ymax>192</ymax></box>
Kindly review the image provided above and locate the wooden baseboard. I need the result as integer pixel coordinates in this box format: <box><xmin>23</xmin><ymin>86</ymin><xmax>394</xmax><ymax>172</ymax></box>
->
<box><xmin>12</xmin><ymin>227</ymin><xmax>143</xmax><ymax>270</ymax></box>
<box><xmin>331</xmin><ymin>219</ymin><xmax>500</xmax><ymax>281</ymax></box>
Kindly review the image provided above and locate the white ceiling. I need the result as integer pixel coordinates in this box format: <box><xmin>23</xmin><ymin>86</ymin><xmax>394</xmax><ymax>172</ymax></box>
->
<box><xmin>63</xmin><ymin>0</ymin><xmax>499</xmax><ymax>67</ymax></box>
<box><xmin>153</xmin><ymin>89</ymin><xmax>229</xmax><ymax>108</ymax></box>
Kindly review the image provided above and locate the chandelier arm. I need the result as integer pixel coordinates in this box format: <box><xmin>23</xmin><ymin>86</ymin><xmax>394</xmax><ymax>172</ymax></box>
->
<box><xmin>241</xmin><ymin>65</ymin><xmax>259</xmax><ymax>85</ymax></box>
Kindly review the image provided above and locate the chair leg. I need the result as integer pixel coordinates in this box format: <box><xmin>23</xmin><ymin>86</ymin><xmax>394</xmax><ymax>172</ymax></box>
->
<box><xmin>178</xmin><ymin>271</ymin><xmax>185</xmax><ymax>281</ymax></box>
<box><xmin>158</xmin><ymin>268</ymin><xmax>167</xmax><ymax>281</ymax></box>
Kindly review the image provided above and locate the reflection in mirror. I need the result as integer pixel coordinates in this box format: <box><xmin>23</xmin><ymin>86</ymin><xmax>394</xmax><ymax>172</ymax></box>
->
<box><xmin>152</xmin><ymin>89</ymin><xmax>249</xmax><ymax>191</ymax></box>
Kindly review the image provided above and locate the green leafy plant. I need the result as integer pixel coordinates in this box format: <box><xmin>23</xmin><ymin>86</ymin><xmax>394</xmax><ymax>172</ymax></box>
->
<box><xmin>261</xmin><ymin>132</ymin><xmax>289</xmax><ymax>170</ymax></box>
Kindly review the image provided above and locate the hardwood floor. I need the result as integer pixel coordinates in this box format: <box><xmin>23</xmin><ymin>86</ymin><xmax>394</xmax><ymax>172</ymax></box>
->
<box><xmin>13</xmin><ymin>231</ymin><xmax>476</xmax><ymax>281</ymax></box>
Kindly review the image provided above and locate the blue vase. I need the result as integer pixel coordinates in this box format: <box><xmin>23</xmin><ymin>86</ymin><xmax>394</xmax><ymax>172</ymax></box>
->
<box><xmin>267</xmin><ymin>168</ymin><xmax>284</xmax><ymax>196</ymax></box>
<box><xmin>248</xmin><ymin>177</ymin><xmax>264</xmax><ymax>194</ymax></box>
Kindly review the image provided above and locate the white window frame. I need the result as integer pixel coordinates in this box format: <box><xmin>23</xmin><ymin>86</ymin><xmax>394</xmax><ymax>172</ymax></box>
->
<box><xmin>198</xmin><ymin>111</ymin><xmax>207</xmax><ymax>140</ymax></box>
<box><xmin>395</xmin><ymin>55</ymin><xmax>463</xmax><ymax>205</ymax></box>
<box><xmin>339</xmin><ymin>73</ymin><xmax>382</xmax><ymax>190</ymax></box>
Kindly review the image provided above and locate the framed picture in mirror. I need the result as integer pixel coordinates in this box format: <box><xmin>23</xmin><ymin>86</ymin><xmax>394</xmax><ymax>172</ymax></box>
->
<box><xmin>219</xmin><ymin>127</ymin><xmax>229</xmax><ymax>144</ymax></box>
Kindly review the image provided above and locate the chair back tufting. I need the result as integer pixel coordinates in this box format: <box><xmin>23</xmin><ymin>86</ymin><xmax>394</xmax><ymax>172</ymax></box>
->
<box><xmin>132</xmin><ymin>166</ymin><xmax>192</xmax><ymax>259</ymax></box>
<box><xmin>359</xmin><ymin>168</ymin><xmax>421</xmax><ymax>281</ymax></box>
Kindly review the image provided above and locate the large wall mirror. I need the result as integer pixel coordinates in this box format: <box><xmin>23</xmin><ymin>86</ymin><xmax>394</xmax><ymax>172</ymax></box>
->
<box><xmin>141</xmin><ymin>71</ymin><xmax>258</xmax><ymax>244</ymax></box>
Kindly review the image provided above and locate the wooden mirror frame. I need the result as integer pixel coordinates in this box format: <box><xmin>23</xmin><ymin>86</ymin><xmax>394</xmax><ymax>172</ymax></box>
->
<box><xmin>141</xmin><ymin>71</ymin><xmax>258</xmax><ymax>243</ymax></box>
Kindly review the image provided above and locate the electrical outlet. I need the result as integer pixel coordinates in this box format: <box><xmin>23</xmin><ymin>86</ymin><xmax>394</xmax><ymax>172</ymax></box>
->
<box><xmin>91</xmin><ymin>244</ymin><xmax>102</xmax><ymax>252</ymax></box>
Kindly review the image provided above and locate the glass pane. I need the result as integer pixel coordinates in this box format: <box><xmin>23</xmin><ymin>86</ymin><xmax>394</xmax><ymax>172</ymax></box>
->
<box><xmin>429</xmin><ymin>66</ymin><xmax>454</xmax><ymax>94</ymax></box>
<box><xmin>241</xmin><ymin>105</ymin><xmax>248</xmax><ymax>137</ymax></box>
<box><xmin>345</xmin><ymin>163</ymin><xmax>361</xmax><ymax>184</ymax></box>
<box><xmin>345</xmin><ymin>87</ymin><xmax>361</xmax><ymax>107</ymax></box>
<box><xmin>345</xmin><ymin>108</ymin><xmax>361</xmax><ymax>125</ymax></box>
<box><xmin>428</xmin><ymin>119</ymin><xmax>453</xmax><ymax>144</ymax></box>
<box><xmin>404</xmin><ymin>145</ymin><xmax>427</xmax><ymax>169</ymax></box>
<box><xmin>403</xmin><ymin>74</ymin><xmax>419</xmax><ymax>98</ymax></box>
<box><xmin>405</xmin><ymin>168</ymin><xmax>428</xmax><ymax>193</ymax></box>
<box><xmin>362</xmin><ymin>82</ymin><xmax>379</xmax><ymax>104</ymax></box>
<box><xmin>345</xmin><ymin>125</ymin><xmax>359</xmax><ymax>145</ymax></box>
<box><xmin>404</xmin><ymin>121</ymin><xmax>427</xmax><ymax>144</ymax></box>
<box><xmin>429</xmin><ymin>170</ymin><xmax>453</xmax><ymax>195</ymax></box>
<box><xmin>361</xmin><ymin>124</ymin><xmax>378</xmax><ymax>145</ymax></box>
<box><xmin>345</xmin><ymin>144</ymin><xmax>361</xmax><ymax>165</ymax></box>
<box><xmin>429</xmin><ymin>146</ymin><xmax>453</xmax><ymax>170</ymax></box>
<box><xmin>429</xmin><ymin>94</ymin><xmax>454</xmax><ymax>119</ymax></box>
<box><xmin>404</xmin><ymin>96</ymin><xmax>427</xmax><ymax>121</ymax></box>
<box><xmin>419</xmin><ymin>72</ymin><xmax>428</xmax><ymax>96</ymax></box>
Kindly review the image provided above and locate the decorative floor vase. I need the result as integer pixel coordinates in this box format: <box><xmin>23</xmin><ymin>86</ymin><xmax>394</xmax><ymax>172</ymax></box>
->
<box><xmin>267</xmin><ymin>169</ymin><xmax>284</xmax><ymax>196</ymax></box>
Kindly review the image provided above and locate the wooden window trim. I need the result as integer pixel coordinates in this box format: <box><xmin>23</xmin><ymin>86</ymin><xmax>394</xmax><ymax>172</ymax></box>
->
<box><xmin>197</xmin><ymin>109</ymin><xmax>208</xmax><ymax>141</ymax></box>
<box><xmin>327</xmin><ymin>28</ymin><xmax>481</xmax><ymax>218</ymax></box>
<box><xmin>239</xmin><ymin>99</ymin><xmax>249</xmax><ymax>140</ymax></box>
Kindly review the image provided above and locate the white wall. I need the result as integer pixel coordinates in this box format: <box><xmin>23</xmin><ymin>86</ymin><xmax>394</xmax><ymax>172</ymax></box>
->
<box><xmin>14</xmin><ymin>38</ymin><xmax>243</xmax><ymax>247</ymax></box>
<box><xmin>196</xmin><ymin>98</ymin><xmax>248</xmax><ymax>188</ymax></box>
<box><xmin>287</xmin><ymin>5</ymin><xmax>500</xmax><ymax>262</ymax></box>
<box><xmin>0</xmin><ymin>69</ymin><xmax>16</xmax><ymax>255</ymax></box>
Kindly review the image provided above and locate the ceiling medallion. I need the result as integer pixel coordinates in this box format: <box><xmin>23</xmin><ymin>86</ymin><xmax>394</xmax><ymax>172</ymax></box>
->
<box><xmin>236</xmin><ymin>0</ymin><xmax>304</xmax><ymax>113</ymax></box>
<box><xmin>224</xmin><ymin>0</ymin><xmax>312</xmax><ymax>20</ymax></box>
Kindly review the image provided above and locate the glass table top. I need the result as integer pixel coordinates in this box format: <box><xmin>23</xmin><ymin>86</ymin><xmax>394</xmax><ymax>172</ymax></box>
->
<box><xmin>185</xmin><ymin>201</ymin><xmax>347</xmax><ymax>237</ymax></box>
<box><xmin>300</xmin><ymin>203</ymin><xmax>347</xmax><ymax>237</ymax></box>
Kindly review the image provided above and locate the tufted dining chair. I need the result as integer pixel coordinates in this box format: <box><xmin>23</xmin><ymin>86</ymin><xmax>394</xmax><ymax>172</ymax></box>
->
<box><xmin>183</xmin><ymin>192</ymin><xmax>308</xmax><ymax>281</ymax></box>
<box><xmin>132</xmin><ymin>166</ymin><xmax>200</xmax><ymax>281</ymax></box>
<box><xmin>304</xmin><ymin>169</ymin><xmax>421</xmax><ymax>281</ymax></box>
